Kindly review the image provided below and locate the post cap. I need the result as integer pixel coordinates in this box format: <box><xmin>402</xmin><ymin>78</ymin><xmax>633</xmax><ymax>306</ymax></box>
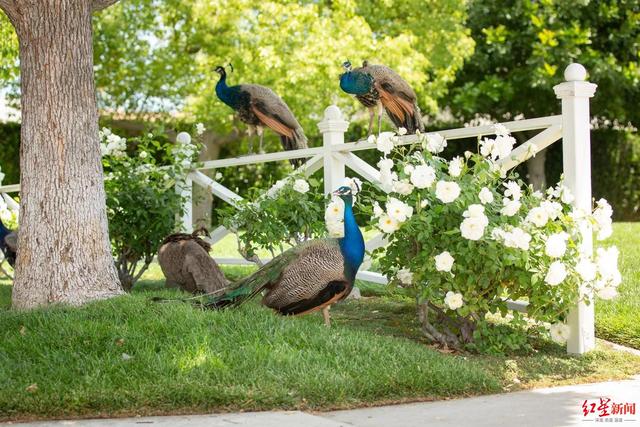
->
<box><xmin>564</xmin><ymin>63</ymin><xmax>587</xmax><ymax>82</ymax></box>
<box><xmin>323</xmin><ymin>105</ymin><xmax>343</xmax><ymax>120</ymax></box>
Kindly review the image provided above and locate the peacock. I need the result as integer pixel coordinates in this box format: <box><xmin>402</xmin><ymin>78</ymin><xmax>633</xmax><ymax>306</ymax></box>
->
<box><xmin>203</xmin><ymin>185</ymin><xmax>364</xmax><ymax>326</ymax></box>
<box><xmin>158</xmin><ymin>228</ymin><xmax>229</xmax><ymax>295</ymax></box>
<box><xmin>214</xmin><ymin>65</ymin><xmax>308</xmax><ymax>166</ymax></box>
<box><xmin>339</xmin><ymin>60</ymin><xmax>425</xmax><ymax>136</ymax></box>
<box><xmin>0</xmin><ymin>218</ymin><xmax>17</xmax><ymax>267</ymax></box>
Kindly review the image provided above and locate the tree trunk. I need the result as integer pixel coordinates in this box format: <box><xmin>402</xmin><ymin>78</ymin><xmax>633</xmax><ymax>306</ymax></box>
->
<box><xmin>2</xmin><ymin>0</ymin><xmax>123</xmax><ymax>308</ymax></box>
<box><xmin>526</xmin><ymin>149</ymin><xmax>547</xmax><ymax>191</ymax></box>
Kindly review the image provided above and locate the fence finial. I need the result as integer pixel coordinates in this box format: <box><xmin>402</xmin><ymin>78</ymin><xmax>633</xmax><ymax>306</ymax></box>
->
<box><xmin>564</xmin><ymin>63</ymin><xmax>587</xmax><ymax>82</ymax></box>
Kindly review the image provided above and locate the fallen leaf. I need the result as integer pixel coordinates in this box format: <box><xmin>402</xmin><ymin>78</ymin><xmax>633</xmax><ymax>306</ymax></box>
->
<box><xmin>115</xmin><ymin>338</ymin><xmax>125</xmax><ymax>346</ymax></box>
<box><xmin>19</xmin><ymin>326</ymin><xmax>26</xmax><ymax>336</ymax></box>
<box><xmin>25</xmin><ymin>383</ymin><xmax>38</xmax><ymax>393</ymax></box>
<box><xmin>121</xmin><ymin>353</ymin><xmax>132</xmax><ymax>361</ymax></box>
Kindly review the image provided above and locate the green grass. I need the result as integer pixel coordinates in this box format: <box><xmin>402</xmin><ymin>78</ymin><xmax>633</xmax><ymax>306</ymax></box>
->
<box><xmin>0</xmin><ymin>225</ymin><xmax>639</xmax><ymax>421</ymax></box>
<box><xmin>595</xmin><ymin>222</ymin><xmax>640</xmax><ymax>349</ymax></box>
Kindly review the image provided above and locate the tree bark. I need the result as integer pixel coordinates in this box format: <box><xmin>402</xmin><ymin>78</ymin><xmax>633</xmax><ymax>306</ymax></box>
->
<box><xmin>5</xmin><ymin>0</ymin><xmax>123</xmax><ymax>308</ymax></box>
<box><xmin>526</xmin><ymin>149</ymin><xmax>547</xmax><ymax>191</ymax></box>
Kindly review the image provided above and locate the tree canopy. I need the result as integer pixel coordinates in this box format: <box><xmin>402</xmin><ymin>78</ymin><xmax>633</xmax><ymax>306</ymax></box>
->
<box><xmin>450</xmin><ymin>0</ymin><xmax>640</xmax><ymax>126</ymax></box>
<box><xmin>3</xmin><ymin>1</ymin><xmax>474</xmax><ymax>143</ymax></box>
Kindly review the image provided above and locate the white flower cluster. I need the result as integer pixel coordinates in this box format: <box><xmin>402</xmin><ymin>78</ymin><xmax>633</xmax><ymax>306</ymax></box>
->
<box><xmin>293</xmin><ymin>179</ymin><xmax>309</xmax><ymax>194</ymax></box>
<box><xmin>99</xmin><ymin>128</ymin><xmax>127</xmax><ymax>158</ymax></box>
<box><xmin>592</xmin><ymin>198</ymin><xmax>613</xmax><ymax>240</ymax></box>
<box><xmin>0</xmin><ymin>194</ymin><xmax>18</xmax><ymax>223</ymax></box>
<box><xmin>375</xmin><ymin>197</ymin><xmax>413</xmax><ymax>233</ymax></box>
<box><xmin>479</xmin><ymin>124</ymin><xmax>516</xmax><ymax>161</ymax></box>
<box><xmin>325</xmin><ymin>197</ymin><xmax>345</xmax><ymax>238</ymax></box>
<box><xmin>444</xmin><ymin>291</ymin><xmax>464</xmax><ymax>310</ymax></box>
<box><xmin>460</xmin><ymin>204</ymin><xmax>488</xmax><ymax>240</ymax></box>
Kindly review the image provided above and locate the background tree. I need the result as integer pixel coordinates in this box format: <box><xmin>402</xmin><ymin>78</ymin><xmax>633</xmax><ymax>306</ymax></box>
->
<box><xmin>0</xmin><ymin>0</ymin><xmax>123</xmax><ymax>308</ymax></box>
<box><xmin>448</xmin><ymin>0</ymin><xmax>640</xmax><ymax>219</ymax></box>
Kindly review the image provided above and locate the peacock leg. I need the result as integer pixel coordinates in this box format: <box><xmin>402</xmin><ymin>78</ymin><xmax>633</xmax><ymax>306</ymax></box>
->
<box><xmin>257</xmin><ymin>126</ymin><xmax>265</xmax><ymax>154</ymax></box>
<box><xmin>247</xmin><ymin>126</ymin><xmax>255</xmax><ymax>154</ymax></box>
<box><xmin>367</xmin><ymin>108</ymin><xmax>375</xmax><ymax>137</ymax></box>
<box><xmin>377</xmin><ymin>103</ymin><xmax>383</xmax><ymax>136</ymax></box>
<box><xmin>322</xmin><ymin>305</ymin><xmax>331</xmax><ymax>327</ymax></box>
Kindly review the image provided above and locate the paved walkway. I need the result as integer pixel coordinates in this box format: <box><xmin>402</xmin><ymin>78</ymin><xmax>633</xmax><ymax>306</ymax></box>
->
<box><xmin>4</xmin><ymin>376</ymin><xmax>639</xmax><ymax>427</ymax></box>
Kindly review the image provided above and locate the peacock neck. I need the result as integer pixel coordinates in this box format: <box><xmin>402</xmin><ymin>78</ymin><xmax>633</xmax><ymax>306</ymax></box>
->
<box><xmin>339</xmin><ymin>201</ymin><xmax>365</xmax><ymax>282</ymax></box>
<box><xmin>339</xmin><ymin>71</ymin><xmax>372</xmax><ymax>96</ymax></box>
<box><xmin>215</xmin><ymin>74</ymin><xmax>237</xmax><ymax>108</ymax></box>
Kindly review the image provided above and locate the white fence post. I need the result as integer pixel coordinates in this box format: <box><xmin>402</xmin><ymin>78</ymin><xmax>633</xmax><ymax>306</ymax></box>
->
<box><xmin>553</xmin><ymin>63</ymin><xmax>597</xmax><ymax>355</ymax></box>
<box><xmin>318</xmin><ymin>105</ymin><xmax>349</xmax><ymax>195</ymax></box>
<box><xmin>175</xmin><ymin>135</ymin><xmax>193</xmax><ymax>233</ymax></box>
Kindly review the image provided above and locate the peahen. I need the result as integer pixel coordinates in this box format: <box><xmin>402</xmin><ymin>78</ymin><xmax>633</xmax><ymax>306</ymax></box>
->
<box><xmin>0</xmin><ymin>218</ymin><xmax>17</xmax><ymax>267</ymax></box>
<box><xmin>203</xmin><ymin>185</ymin><xmax>364</xmax><ymax>326</ymax></box>
<box><xmin>214</xmin><ymin>65</ymin><xmax>308</xmax><ymax>166</ymax></box>
<box><xmin>339</xmin><ymin>60</ymin><xmax>425</xmax><ymax>136</ymax></box>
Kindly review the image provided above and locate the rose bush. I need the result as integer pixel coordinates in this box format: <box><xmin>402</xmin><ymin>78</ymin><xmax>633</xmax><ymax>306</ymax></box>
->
<box><xmin>365</xmin><ymin>126</ymin><xmax>620</xmax><ymax>353</ymax></box>
<box><xmin>101</xmin><ymin>127</ymin><xmax>200</xmax><ymax>290</ymax></box>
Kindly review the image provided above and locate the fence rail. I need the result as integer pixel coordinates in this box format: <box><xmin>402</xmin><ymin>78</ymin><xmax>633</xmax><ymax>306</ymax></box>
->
<box><xmin>0</xmin><ymin>63</ymin><xmax>597</xmax><ymax>355</ymax></box>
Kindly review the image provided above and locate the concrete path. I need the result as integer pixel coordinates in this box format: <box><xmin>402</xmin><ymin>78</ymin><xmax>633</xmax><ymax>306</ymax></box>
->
<box><xmin>4</xmin><ymin>375</ymin><xmax>639</xmax><ymax>427</ymax></box>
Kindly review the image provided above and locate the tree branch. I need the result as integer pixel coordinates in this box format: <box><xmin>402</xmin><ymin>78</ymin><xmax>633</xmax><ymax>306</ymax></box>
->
<box><xmin>0</xmin><ymin>0</ymin><xmax>19</xmax><ymax>24</ymax></box>
<box><xmin>92</xmin><ymin>0</ymin><xmax>119</xmax><ymax>12</ymax></box>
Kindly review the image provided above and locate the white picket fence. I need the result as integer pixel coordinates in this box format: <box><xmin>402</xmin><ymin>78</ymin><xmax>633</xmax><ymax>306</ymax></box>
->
<box><xmin>0</xmin><ymin>63</ymin><xmax>597</xmax><ymax>354</ymax></box>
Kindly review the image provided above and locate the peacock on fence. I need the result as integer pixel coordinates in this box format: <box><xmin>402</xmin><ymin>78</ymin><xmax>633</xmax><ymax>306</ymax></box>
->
<box><xmin>200</xmin><ymin>185</ymin><xmax>364</xmax><ymax>326</ymax></box>
<box><xmin>214</xmin><ymin>65</ymin><xmax>308</xmax><ymax>166</ymax></box>
<box><xmin>339</xmin><ymin>60</ymin><xmax>425</xmax><ymax>136</ymax></box>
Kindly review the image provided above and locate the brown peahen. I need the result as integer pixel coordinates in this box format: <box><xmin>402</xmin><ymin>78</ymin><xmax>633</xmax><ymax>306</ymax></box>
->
<box><xmin>214</xmin><ymin>65</ymin><xmax>308</xmax><ymax>166</ymax></box>
<box><xmin>339</xmin><ymin>60</ymin><xmax>425</xmax><ymax>136</ymax></box>
<box><xmin>158</xmin><ymin>228</ymin><xmax>229</xmax><ymax>295</ymax></box>
<box><xmin>202</xmin><ymin>185</ymin><xmax>365</xmax><ymax>326</ymax></box>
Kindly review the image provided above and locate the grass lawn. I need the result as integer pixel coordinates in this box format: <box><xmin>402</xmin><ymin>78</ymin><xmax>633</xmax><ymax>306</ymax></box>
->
<box><xmin>595</xmin><ymin>222</ymin><xmax>640</xmax><ymax>349</ymax></box>
<box><xmin>0</xmin><ymin>224</ymin><xmax>638</xmax><ymax>421</ymax></box>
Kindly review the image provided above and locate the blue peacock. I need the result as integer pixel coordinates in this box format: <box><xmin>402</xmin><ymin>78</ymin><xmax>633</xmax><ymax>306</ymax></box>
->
<box><xmin>339</xmin><ymin>60</ymin><xmax>425</xmax><ymax>136</ymax></box>
<box><xmin>203</xmin><ymin>185</ymin><xmax>364</xmax><ymax>325</ymax></box>
<box><xmin>0</xmin><ymin>218</ymin><xmax>17</xmax><ymax>267</ymax></box>
<box><xmin>214</xmin><ymin>65</ymin><xmax>308</xmax><ymax>165</ymax></box>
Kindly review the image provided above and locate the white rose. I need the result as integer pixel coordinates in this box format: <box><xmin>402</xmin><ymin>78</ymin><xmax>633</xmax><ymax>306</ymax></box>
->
<box><xmin>597</xmin><ymin>286</ymin><xmax>618</xmax><ymax>300</ymax></box>
<box><xmin>215</xmin><ymin>172</ymin><xmax>223</xmax><ymax>180</ymax></box>
<box><xmin>139</xmin><ymin>151</ymin><xmax>148</xmax><ymax>159</ymax></box>
<box><xmin>386</xmin><ymin>197</ymin><xmax>413</xmax><ymax>223</ymax></box>
<box><xmin>541</xmin><ymin>200</ymin><xmax>563</xmax><ymax>220</ymax></box>
<box><xmin>500</xmin><ymin>199</ymin><xmax>521</xmax><ymax>216</ymax></box>
<box><xmin>176</xmin><ymin>132</ymin><xmax>192</xmax><ymax>145</ymax></box>
<box><xmin>435</xmin><ymin>181</ymin><xmax>461</xmax><ymax>204</ymax></box>
<box><xmin>396</xmin><ymin>268</ymin><xmax>413</xmax><ymax>285</ymax></box>
<box><xmin>479</xmin><ymin>187</ymin><xmax>494</xmax><ymax>204</ymax></box>
<box><xmin>448</xmin><ymin>156</ymin><xmax>464</xmax><ymax>177</ymax></box>
<box><xmin>420</xmin><ymin>199</ymin><xmax>428</xmax><ymax>208</ymax></box>
<box><xmin>378</xmin><ymin>214</ymin><xmax>400</xmax><ymax>233</ymax></box>
<box><xmin>545</xmin><ymin>261</ymin><xmax>567</xmax><ymax>286</ymax></box>
<box><xmin>480</xmin><ymin>138</ymin><xmax>496</xmax><ymax>158</ymax></box>
<box><xmin>367</xmin><ymin>134</ymin><xmax>376</xmax><ymax>144</ymax></box>
<box><xmin>195</xmin><ymin>122</ymin><xmax>206</xmax><ymax>136</ymax></box>
<box><xmin>596</xmin><ymin>246</ymin><xmax>620</xmax><ymax>281</ymax></box>
<box><xmin>460</xmin><ymin>217</ymin><xmax>486</xmax><ymax>240</ymax></box>
<box><xmin>377</xmin><ymin>158</ymin><xmax>394</xmax><ymax>170</ymax></box>
<box><xmin>325</xmin><ymin>198</ymin><xmax>345</xmax><ymax>222</ymax></box>
<box><xmin>379</xmin><ymin>169</ymin><xmax>398</xmax><ymax>193</ymax></box>
<box><xmin>376</xmin><ymin>132</ymin><xmax>395</xmax><ymax>155</ymax></box>
<box><xmin>372</xmin><ymin>201</ymin><xmax>384</xmax><ymax>218</ymax></box>
<box><xmin>393</xmin><ymin>179</ymin><xmax>414</xmax><ymax>195</ymax></box>
<box><xmin>434</xmin><ymin>251</ymin><xmax>455</xmax><ymax>272</ymax></box>
<box><xmin>560</xmin><ymin>186</ymin><xmax>574</xmax><ymax>204</ymax></box>
<box><xmin>494</xmin><ymin>123</ymin><xmax>510</xmax><ymax>136</ymax></box>
<box><xmin>463</xmin><ymin>204</ymin><xmax>486</xmax><ymax>219</ymax></box>
<box><xmin>495</xmin><ymin>134</ymin><xmax>515</xmax><ymax>159</ymax></box>
<box><xmin>326</xmin><ymin>220</ymin><xmax>344</xmax><ymax>238</ymax></box>
<box><xmin>397</xmin><ymin>127</ymin><xmax>408</xmax><ymax>136</ymax></box>
<box><xmin>525</xmin><ymin>206</ymin><xmax>549</xmax><ymax>227</ymax></box>
<box><xmin>503</xmin><ymin>227</ymin><xmax>531</xmax><ymax>251</ymax></box>
<box><xmin>545</xmin><ymin>232</ymin><xmax>569</xmax><ymax>258</ymax></box>
<box><xmin>549</xmin><ymin>322</ymin><xmax>571</xmax><ymax>344</ymax></box>
<box><xmin>404</xmin><ymin>164</ymin><xmax>415</xmax><ymax>174</ymax></box>
<box><xmin>575</xmin><ymin>258</ymin><xmax>597</xmax><ymax>282</ymax></box>
<box><xmin>444</xmin><ymin>291</ymin><xmax>464</xmax><ymax>310</ymax></box>
<box><xmin>410</xmin><ymin>164</ymin><xmax>436</xmax><ymax>189</ymax></box>
<box><xmin>503</xmin><ymin>181</ymin><xmax>522</xmax><ymax>200</ymax></box>
<box><xmin>425</xmin><ymin>133</ymin><xmax>447</xmax><ymax>153</ymax></box>
<box><xmin>293</xmin><ymin>179</ymin><xmax>309</xmax><ymax>194</ymax></box>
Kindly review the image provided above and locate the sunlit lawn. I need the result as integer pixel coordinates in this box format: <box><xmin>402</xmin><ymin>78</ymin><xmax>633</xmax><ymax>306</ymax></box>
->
<box><xmin>0</xmin><ymin>224</ymin><xmax>638</xmax><ymax>421</ymax></box>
